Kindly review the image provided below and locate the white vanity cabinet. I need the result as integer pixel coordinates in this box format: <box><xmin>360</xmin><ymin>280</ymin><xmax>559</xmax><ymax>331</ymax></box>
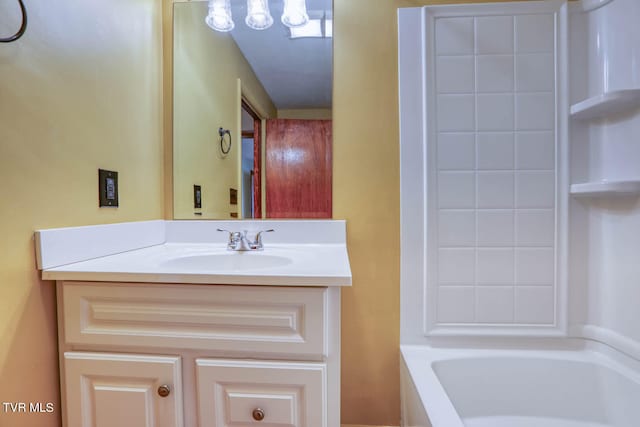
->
<box><xmin>37</xmin><ymin>220</ymin><xmax>351</xmax><ymax>427</ymax></box>
<box><xmin>56</xmin><ymin>281</ymin><xmax>341</xmax><ymax>427</ymax></box>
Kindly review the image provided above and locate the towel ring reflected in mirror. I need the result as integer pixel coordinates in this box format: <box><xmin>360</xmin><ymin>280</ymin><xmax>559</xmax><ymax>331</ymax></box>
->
<box><xmin>0</xmin><ymin>0</ymin><xmax>27</xmax><ymax>43</ymax></box>
<box><xmin>219</xmin><ymin>127</ymin><xmax>232</xmax><ymax>155</ymax></box>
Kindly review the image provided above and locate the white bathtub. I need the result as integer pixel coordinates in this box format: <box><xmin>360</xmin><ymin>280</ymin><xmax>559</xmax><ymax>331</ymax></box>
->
<box><xmin>400</xmin><ymin>345</ymin><xmax>640</xmax><ymax>427</ymax></box>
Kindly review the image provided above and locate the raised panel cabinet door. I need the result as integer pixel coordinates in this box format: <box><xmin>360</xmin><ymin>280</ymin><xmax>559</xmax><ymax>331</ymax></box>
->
<box><xmin>64</xmin><ymin>352</ymin><xmax>183</xmax><ymax>427</ymax></box>
<box><xmin>196</xmin><ymin>359</ymin><xmax>327</xmax><ymax>427</ymax></box>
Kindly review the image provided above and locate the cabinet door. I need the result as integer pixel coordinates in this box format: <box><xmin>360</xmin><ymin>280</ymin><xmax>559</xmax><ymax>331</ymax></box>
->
<box><xmin>64</xmin><ymin>352</ymin><xmax>183</xmax><ymax>427</ymax></box>
<box><xmin>196</xmin><ymin>359</ymin><xmax>326</xmax><ymax>427</ymax></box>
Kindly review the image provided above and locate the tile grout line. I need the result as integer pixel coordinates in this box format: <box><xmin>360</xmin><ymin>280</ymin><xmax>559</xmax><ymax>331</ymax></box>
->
<box><xmin>512</xmin><ymin>14</ymin><xmax>518</xmax><ymax>323</ymax></box>
<box><xmin>473</xmin><ymin>16</ymin><xmax>479</xmax><ymax>324</ymax></box>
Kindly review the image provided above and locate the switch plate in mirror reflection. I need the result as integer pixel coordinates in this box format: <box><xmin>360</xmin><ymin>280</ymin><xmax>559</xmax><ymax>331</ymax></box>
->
<box><xmin>172</xmin><ymin>0</ymin><xmax>333</xmax><ymax>220</ymax></box>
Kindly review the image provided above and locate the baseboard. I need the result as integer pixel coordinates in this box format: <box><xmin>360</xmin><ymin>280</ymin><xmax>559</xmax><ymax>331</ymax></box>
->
<box><xmin>342</xmin><ymin>425</ymin><xmax>398</xmax><ymax>427</ymax></box>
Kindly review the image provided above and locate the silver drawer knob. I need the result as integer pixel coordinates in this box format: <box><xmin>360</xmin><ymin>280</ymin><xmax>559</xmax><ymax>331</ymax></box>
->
<box><xmin>252</xmin><ymin>408</ymin><xmax>265</xmax><ymax>421</ymax></box>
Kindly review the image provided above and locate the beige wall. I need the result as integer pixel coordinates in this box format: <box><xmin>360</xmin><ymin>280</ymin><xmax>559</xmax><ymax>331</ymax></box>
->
<box><xmin>172</xmin><ymin>2</ymin><xmax>275</xmax><ymax>219</ymax></box>
<box><xmin>0</xmin><ymin>0</ymin><xmax>164</xmax><ymax>425</ymax></box>
<box><xmin>334</xmin><ymin>0</ymin><xmax>524</xmax><ymax>425</ymax></box>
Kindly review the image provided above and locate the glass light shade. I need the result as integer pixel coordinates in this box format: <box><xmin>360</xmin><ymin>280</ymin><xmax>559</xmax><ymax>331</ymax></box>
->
<box><xmin>205</xmin><ymin>0</ymin><xmax>234</xmax><ymax>32</ymax></box>
<box><xmin>246</xmin><ymin>0</ymin><xmax>274</xmax><ymax>30</ymax></box>
<box><xmin>281</xmin><ymin>0</ymin><xmax>309</xmax><ymax>28</ymax></box>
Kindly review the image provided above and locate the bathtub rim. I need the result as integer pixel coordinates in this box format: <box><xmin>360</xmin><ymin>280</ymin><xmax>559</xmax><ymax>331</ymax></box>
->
<box><xmin>400</xmin><ymin>340</ymin><xmax>640</xmax><ymax>427</ymax></box>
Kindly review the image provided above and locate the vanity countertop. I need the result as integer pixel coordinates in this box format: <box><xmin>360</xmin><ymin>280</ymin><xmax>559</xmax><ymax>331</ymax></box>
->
<box><xmin>36</xmin><ymin>220</ymin><xmax>352</xmax><ymax>287</ymax></box>
<box><xmin>41</xmin><ymin>242</ymin><xmax>351</xmax><ymax>286</ymax></box>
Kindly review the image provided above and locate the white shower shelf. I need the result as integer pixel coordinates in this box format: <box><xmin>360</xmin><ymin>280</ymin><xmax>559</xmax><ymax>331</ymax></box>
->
<box><xmin>570</xmin><ymin>180</ymin><xmax>640</xmax><ymax>197</ymax></box>
<box><xmin>570</xmin><ymin>89</ymin><xmax>640</xmax><ymax>120</ymax></box>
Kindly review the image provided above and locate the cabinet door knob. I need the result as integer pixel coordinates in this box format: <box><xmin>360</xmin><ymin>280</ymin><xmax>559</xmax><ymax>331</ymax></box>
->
<box><xmin>157</xmin><ymin>385</ymin><xmax>171</xmax><ymax>398</ymax></box>
<box><xmin>252</xmin><ymin>408</ymin><xmax>265</xmax><ymax>421</ymax></box>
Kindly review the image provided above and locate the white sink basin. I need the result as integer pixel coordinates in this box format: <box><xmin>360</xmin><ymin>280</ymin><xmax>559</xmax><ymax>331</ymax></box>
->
<box><xmin>160</xmin><ymin>252</ymin><xmax>293</xmax><ymax>271</ymax></box>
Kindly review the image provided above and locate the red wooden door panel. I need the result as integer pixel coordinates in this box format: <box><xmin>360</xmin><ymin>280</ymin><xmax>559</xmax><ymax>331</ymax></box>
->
<box><xmin>265</xmin><ymin>119</ymin><xmax>332</xmax><ymax>218</ymax></box>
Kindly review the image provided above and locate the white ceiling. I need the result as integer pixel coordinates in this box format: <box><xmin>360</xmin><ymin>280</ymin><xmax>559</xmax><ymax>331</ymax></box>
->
<box><xmin>229</xmin><ymin>0</ymin><xmax>333</xmax><ymax>110</ymax></box>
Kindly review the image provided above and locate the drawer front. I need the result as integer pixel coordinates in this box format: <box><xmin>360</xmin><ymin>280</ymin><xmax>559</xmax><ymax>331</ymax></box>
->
<box><xmin>196</xmin><ymin>359</ymin><xmax>326</xmax><ymax>427</ymax></box>
<box><xmin>62</xmin><ymin>282</ymin><xmax>327</xmax><ymax>358</ymax></box>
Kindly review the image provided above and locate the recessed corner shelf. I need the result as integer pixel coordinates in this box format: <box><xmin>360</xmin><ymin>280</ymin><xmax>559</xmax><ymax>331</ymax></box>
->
<box><xmin>570</xmin><ymin>180</ymin><xmax>640</xmax><ymax>197</ymax></box>
<box><xmin>570</xmin><ymin>89</ymin><xmax>640</xmax><ymax>120</ymax></box>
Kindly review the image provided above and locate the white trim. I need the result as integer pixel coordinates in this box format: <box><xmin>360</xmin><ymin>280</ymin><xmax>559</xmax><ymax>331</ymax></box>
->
<box><xmin>35</xmin><ymin>220</ymin><xmax>165</xmax><ymax>269</ymax></box>
<box><xmin>428</xmin><ymin>326</ymin><xmax>568</xmax><ymax>338</ymax></box>
<box><xmin>36</xmin><ymin>220</ymin><xmax>347</xmax><ymax>270</ymax></box>
<box><xmin>417</xmin><ymin>0</ymin><xmax>567</xmax><ymax>17</ymax></box>
<box><xmin>556</xmin><ymin>0</ymin><xmax>571</xmax><ymax>336</ymax></box>
<box><xmin>571</xmin><ymin>324</ymin><xmax>640</xmax><ymax>362</ymax></box>
<box><xmin>399</xmin><ymin>1</ymin><xmax>569</xmax><ymax>341</ymax></box>
<box><xmin>165</xmin><ymin>219</ymin><xmax>346</xmax><ymax>244</ymax></box>
<box><xmin>570</xmin><ymin>0</ymin><xmax>615</xmax><ymax>14</ymax></box>
<box><xmin>398</xmin><ymin>7</ymin><xmax>428</xmax><ymax>344</ymax></box>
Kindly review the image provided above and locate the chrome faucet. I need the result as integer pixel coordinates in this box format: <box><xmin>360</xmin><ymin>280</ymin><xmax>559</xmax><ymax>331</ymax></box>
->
<box><xmin>217</xmin><ymin>229</ymin><xmax>274</xmax><ymax>251</ymax></box>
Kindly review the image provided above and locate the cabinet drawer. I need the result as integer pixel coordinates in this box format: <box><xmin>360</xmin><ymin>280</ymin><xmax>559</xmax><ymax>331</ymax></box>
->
<box><xmin>196</xmin><ymin>359</ymin><xmax>326</xmax><ymax>427</ymax></box>
<box><xmin>61</xmin><ymin>282</ymin><xmax>327</xmax><ymax>358</ymax></box>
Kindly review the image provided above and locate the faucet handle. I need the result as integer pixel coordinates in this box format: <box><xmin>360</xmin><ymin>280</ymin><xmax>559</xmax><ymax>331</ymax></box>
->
<box><xmin>253</xmin><ymin>229</ymin><xmax>275</xmax><ymax>248</ymax></box>
<box><xmin>217</xmin><ymin>228</ymin><xmax>232</xmax><ymax>237</ymax></box>
<box><xmin>218</xmin><ymin>228</ymin><xmax>244</xmax><ymax>250</ymax></box>
<box><xmin>217</xmin><ymin>228</ymin><xmax>240</xmax><ymax>242</ymax></box>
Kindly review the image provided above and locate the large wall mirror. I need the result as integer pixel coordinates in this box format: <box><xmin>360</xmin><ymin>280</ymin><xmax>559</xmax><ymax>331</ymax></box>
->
<box><xmin>173</xmin><ymin>0</ymin><xmax>333</xmax><ymax>220</ymax></box>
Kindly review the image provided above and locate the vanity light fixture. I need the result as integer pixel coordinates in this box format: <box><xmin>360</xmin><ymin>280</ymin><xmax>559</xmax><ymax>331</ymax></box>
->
<box><xmin>206</xmin><ymin>0</ymin><xmax>312</xmax><ymax>32</ymax></box>
<box><xmin>205</xmin><ymin>0</ymin><xmax>234</xmax><ymax>32</ymax></box>
<box><xmin>245</xmin><ymin>0</ymin><xmax>274</xmax><ymax>30</ymax></box>
<box><xmin>281</xmin><ymin>0</ymin><xmax>309</xmax><ymax>28</ymax></box>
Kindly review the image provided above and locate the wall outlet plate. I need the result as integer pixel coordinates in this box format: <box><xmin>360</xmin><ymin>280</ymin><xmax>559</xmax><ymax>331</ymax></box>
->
<box><xmin>99</xmin><ymin>169</ymin><xmax>119</xmax><ymax>207</ymax></box>
<box><xmin>194</xmin><ymin>184</ymin><xmax>202</xmax><ymax>209</ymax></box>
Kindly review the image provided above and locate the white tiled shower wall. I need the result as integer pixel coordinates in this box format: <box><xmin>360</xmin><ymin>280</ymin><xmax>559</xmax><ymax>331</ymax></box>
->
<box><xmin>432</xmin><ymin>13</ymin><xmax>559</xmax><ymax>326</ymax></box>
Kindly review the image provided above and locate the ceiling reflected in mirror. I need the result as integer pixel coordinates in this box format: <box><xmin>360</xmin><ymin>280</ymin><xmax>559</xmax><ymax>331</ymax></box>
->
<box><xmin>214</xmin><ymin>0</ymin><xmax>332</xmax><ymax>110</ymax></box>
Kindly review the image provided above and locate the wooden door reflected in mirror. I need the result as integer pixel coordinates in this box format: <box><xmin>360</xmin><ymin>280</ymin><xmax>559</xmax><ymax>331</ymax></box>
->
<box><xmin>266</xmin><ymin>119</ymin><xmax>332</xmax><ymax>218</ymax></box>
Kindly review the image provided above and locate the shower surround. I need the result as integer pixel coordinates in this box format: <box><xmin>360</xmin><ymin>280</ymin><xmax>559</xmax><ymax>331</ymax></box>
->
<box><xmin>398</xmin><ymin>0</ymin><xmax>640</xmax><ymax>425</ymax></box>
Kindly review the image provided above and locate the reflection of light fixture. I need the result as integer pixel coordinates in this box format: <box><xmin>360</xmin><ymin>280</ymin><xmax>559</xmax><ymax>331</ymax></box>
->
<box><xmin>205</xmin><ymin>0</ymin><xmax>234</xmax><ymax>32</ymax></box>
<box><xmin>282</xmin><ymin>0</ymin><xmax>309</xmax><ymax>28</ymax></box>
<box><xmin>246</xmin><ymin>0</ymin><xmax>274</xmax><ymax>30</ymax></box>
<box><xmin>290</xmin><ymin>19</ymin><xmax>322</xmax><ymax>38</ymax></box>
<box><xmin>284</xmin><ymin>148</ymin><xmax>306</xmax><ymax>164</ymax></box>
<box><xmin>206</xmin><ymin>0</ymin><xmax>316</xmax><ymax>32</ymax></box>
<box><xmin>325</xmin><ymin>19</ymin><xmax>332</xmax><ymax>38</ymax></box>
<box><xmin>289</xmin><ymin>18</ymin><xmax>333</xmax><ymax>39</ymax></box>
